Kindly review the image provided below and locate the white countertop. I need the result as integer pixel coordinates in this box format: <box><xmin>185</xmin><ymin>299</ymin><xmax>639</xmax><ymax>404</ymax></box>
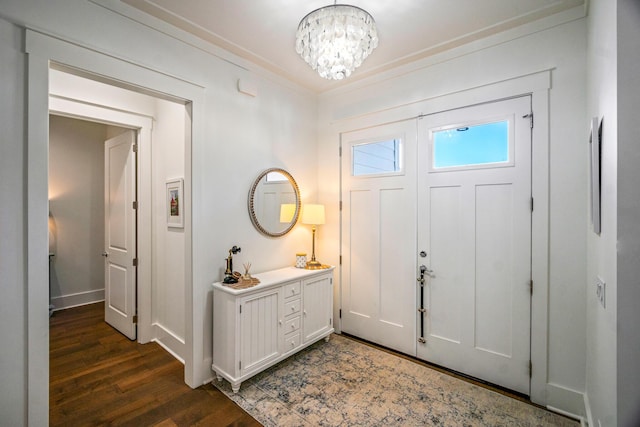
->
<box><xmin>212</xmin><ymin>265</ymin><xmax>334</xmax><ymax>295</ymax></box>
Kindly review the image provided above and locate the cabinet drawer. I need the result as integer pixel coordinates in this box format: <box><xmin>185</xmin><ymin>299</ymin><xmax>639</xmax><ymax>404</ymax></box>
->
<box><xmin>284</xmin><ymin>332</ymin><xmax>301</xmax><ymax>352</ymax></box>
<box><xmin>284</xmin><ymin>282</ymin><xmax>301</xmax><ymax>298</ymax></box>
<box><xmin>285</xmin><ymin>299</ymin><xmax>300</xmax><ymax>316</ymax></box>
<box><xmin>285</xmin><ymin>316</ymin><xmax>300</xmax><ymax>333</ymax></box>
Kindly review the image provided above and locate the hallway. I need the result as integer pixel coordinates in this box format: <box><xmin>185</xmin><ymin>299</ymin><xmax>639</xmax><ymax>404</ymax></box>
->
<box><xmin>49</xmin><ymin>303</ymin><xmax>259</xmax><ymax>426</ymax></box>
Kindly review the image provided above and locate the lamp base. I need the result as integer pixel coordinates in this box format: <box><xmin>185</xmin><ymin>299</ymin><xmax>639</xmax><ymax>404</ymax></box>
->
<box><xmin>305</xmin><ymin>260</ymin><xmax>329</xmax><ymax>270</ymax></box>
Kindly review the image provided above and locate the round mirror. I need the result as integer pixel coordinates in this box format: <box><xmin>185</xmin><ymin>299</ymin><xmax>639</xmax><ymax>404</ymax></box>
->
<box><xmin>248</xmin><ymin>168</ymin><xmax>301</xmax><ymax>237</ymax></box>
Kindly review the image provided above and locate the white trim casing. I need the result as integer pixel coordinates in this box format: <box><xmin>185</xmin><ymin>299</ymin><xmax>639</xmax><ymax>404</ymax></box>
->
<box><xmin>26</xmin><ymin>51</ymin><xmax>50</xmax><ymax>427</ymax></box>
<box><xmin>26</xmin><ymin>29</ymin><xmax>205</xmax><ymax>424</ymax></box>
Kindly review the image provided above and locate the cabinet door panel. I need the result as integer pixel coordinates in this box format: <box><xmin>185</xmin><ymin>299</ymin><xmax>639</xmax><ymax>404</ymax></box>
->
<box><xmin>240</xmin><ymin>288</ymin><xmax>282</xmax><ymax>374</ymax></box>
<box><xmin>303</xmin><ymin>274</ymin><xmax>333</xmax><ymax>342</ymax></box>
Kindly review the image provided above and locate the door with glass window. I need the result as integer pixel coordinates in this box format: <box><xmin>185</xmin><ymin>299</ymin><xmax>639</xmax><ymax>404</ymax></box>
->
<box><xmin>341</xmin><ymin>120</ymin><xmax>417</xmax><ymax>355</ymax></box>
<box><xmin>416</xmin><ymin>96</ymin><xmax>532</xmax><ymax>394</ymax></box>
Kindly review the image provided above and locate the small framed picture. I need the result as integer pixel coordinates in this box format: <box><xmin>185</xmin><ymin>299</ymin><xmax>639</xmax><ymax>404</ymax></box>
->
<box><xmin>166</xmin><ymin>178</ymin><xmax>184</xmax><ymax>228</ymax></box>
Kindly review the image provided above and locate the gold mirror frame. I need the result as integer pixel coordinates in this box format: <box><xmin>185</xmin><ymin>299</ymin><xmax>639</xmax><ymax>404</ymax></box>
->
<box><xmin>248</xmin><ymin>168</ymin><xmax>301</xmax><ymax>237</ymax></box>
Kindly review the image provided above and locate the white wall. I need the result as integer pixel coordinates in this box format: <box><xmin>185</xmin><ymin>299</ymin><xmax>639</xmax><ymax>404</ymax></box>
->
<box><xmin>586</xmin><ymin>2</ymin><xmax>640</xmax><ymax>425</ymax></box>
<box><xmin>152</xmin><ymin>99</ymin><xmax>187</xmax><ymax>358</ymax></box>
<box><xmin>615</xmin><ymin>1</ymin><xmax>640</xmax><ymax>424</ymax></box>
<box><xmin>48</xmin><ymin>115</ymin><xmax>108</xmax><ymax>309</ymax></box>
<box><xmin>0</xmin><ymin>17</ymin><xmax>27</xmax><ymax>426</ymax></box>
<box><xmin>318</xmin><ymin>15</ymin><xmax>588</xmax><ymax>415</ymax></box>
<box><xmin>585</xmin><ymin>1</ymin><xmax>617</xmax><ymax>425</ymax></box>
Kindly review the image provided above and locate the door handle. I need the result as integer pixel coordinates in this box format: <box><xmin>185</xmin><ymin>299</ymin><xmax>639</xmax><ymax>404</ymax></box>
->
<box><xmin>101</xmin><ymin>252</ymin><xmax>109</xmax><ymax>257</ymax></box>
<box><xmin>419</xmin><ymin>264</ymin><xmax>435</xmax><ymax>278</ymax></box>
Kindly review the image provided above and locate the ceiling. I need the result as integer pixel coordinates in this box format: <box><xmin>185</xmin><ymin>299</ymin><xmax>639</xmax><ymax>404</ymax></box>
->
<box><xmin>120</xmin><ymin>0</ymin><xmax>585</xmax><ymax>93</ymax></box>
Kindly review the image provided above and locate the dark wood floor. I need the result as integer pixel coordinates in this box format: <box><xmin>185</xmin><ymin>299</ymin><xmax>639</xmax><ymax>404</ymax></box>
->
<box><xmin>50</xmin><ymin>302</ymin><xmax>261</xmax><ymax>427</ymax></box>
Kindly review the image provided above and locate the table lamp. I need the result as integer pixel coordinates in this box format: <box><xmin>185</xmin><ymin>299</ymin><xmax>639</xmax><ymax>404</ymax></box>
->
<box><xmin>301</xmin><ymin>204</ymin><xmax>325</xmax><ymax>269</ymax></box>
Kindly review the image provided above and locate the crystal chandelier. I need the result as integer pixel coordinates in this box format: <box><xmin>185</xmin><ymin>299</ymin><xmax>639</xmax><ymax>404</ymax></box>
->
<box><xmin>295</xmin><ymin>3</ymin><xmax>378</xmax><ymax>80</ymax></box>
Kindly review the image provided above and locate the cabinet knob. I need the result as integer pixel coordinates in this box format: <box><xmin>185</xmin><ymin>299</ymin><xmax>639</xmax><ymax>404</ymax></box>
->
<box><xmin>290</xmin><ymin>341</ymin><xmax>295</xmax><ymax>347</ymax></box>
<box><xmin>303</xmin><ymin>310</ymin><xmax>307</xmax><ymax>316</ymax></box>
<box><xmin>279</xmin><ymin>320</ymin><xmax>282</xmax><ymax>325</ymax></box>
<box><xmin>291</xmin><ymin>324</ymin><xmax>295</xmax><ymax>329</ymax></box>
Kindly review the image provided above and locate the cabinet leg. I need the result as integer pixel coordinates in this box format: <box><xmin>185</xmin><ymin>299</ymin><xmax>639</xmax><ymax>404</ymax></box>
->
<box><xmin>215</xmin><ymin>373</ymin><xmax>223</xmax><ymax>382</ymax></box>
<box><xmin>324</xmin><ymin>335</ymin><xmax>330</xmax><ymax>343</ymax></box>
<box><xmin>231</xmin><ymin>383</ymin><xmax>241</xmax><ymax>393</ymax></box>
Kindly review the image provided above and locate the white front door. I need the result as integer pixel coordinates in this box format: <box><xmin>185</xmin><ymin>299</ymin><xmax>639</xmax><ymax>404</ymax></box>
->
<box><xmin>416</xmin><ymin>96</ymin><xmax>532</xmax><ymax>394</ymax></box>
<box><xmin>104</xmin><ymin>130</ymin><xmax>137</xmax><ymax>340</ymax></box>
<box><xmin>341</xmin><ymin>120</ymin><xmax>417</xmax><ymax>355</ymax></box>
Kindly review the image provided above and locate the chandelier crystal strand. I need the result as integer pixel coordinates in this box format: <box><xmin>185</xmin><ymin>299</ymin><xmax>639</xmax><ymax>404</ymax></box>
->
<box><xmin>296</xmin><ymin>4</ymin><xmax>378</xmax><ymax>80</ymax></box>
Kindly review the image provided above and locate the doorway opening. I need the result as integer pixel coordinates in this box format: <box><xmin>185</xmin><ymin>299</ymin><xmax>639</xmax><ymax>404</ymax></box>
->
<box><xmin>48</xmin><ymin>65</ymin><xmax>192</xmax><ymax>363</ymax></box>
<box><xmin>48</xmin><ymin>116</ymin><xmax>131</xmax><ymax>321</ymax></box>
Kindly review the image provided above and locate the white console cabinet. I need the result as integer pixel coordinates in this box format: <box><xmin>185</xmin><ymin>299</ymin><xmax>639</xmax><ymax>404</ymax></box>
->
<box><xmin>212</xmin><ymin>266</ymin><xmax>334</xmax><ymax>392</ymax></box>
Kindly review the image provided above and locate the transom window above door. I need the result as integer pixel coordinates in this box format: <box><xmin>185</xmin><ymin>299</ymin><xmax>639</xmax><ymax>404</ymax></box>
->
<box><xmin>429</xmin><ymin>118</ymin><xmax>514</xmax><ymax>172</ymax></box>
<box><xmin>352</xmin><ymin>138</ymin><xmax>403</xmax><ymax>177</ymax></box>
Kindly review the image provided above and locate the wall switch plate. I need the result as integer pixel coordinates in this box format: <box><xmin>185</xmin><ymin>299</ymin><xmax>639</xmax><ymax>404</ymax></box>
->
<box><xmin>596</xmin><ymin>276</ymin><xmax>606</xmax><ymax>308</ymax></box>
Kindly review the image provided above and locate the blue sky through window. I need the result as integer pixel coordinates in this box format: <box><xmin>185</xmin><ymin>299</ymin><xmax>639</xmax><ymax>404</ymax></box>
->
<box><xmin>433</xmin><ymin>121</ymin><xmax>509</xmax><ymax>168</ymax></box>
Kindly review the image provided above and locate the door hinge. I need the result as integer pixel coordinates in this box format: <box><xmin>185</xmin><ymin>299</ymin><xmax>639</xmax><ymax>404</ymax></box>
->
<box><xmin>132</xmin><ymin>201</ymin><xmax>138</xmax><ymax>210</ymax></box>
<box><xmin>133</xmin><ymin>143</ymin><xmax>138</xmax><ymax>153</ymax></box>
<box><xmin>531</xmin><ymin>197</ymin><xmax>534</xmax><ymax>212</ymax></box>
<box><xmin>530</xmin><ymin>280</ymin><xmax>533</xmax><ymax>295</ymax></box>
<box><xmin>132</xmin><ymin>315</ymin><xmax>138</xmax><ymax>324</ymax></box>
<box><xmin>339</xmin><ymin>146</ymin><xmax>342</xmax><ymax>157</ymax></box>
<box><xmin>329</xmin><ymin>318</ymin><xmax>332</xmax><ymax>325</ymax></box>
<box><xmin>339</xmin><ymin>200</ymin><xmax>343</xmax><ymax>211</ymax></box>
<box><xmin>339</xmin><ymin>309</ymin><xmax>342</xmax><ymax>319</ymax></box>
<box><xmin>330</xmin><ymin>278</ymin><xmax>333</xmax><ymax>285</ymax></box>
<box><xmin>523</xmin><ymin>113</ymin><xmax>533</xmax><ymax>129</ymax></box>
<box><xmin>339</xmin><ymin>255</ymin><xmax>342</xmax><ymax>265</ymax></box>
<box><xmin>529</xmin><ymin>360</ymin><xmax>532</xmax><ymax>377</ymax></box>
<box><xmin>239</xmin><ymin>305</ymin><xmax>242</xmax><ymax>314</ymax></box>
<box><xmin>239</xmin><ymin>361</ymin><xmax>242</xmax><ymax>370</ymax></box>
<box><xmin>133</xmin><ymin>258</ymin><xmax>138</xmax><ymax>266</ymax></box>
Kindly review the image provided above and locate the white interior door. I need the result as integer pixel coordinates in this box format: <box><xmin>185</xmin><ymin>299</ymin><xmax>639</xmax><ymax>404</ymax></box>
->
<box><xmin>341</xmin><ymin>120</ymin><xmax>417</xmax><ymax>355</ymax></box>
<box><xmin>416</xmin><ymin>96</ymin><xmax>532</xmax><ymax>394</ymax></box>
<box><xmin>104</xmin><ymin>130</ymin><xmax>137</xmax><ymax>340</ymax></box>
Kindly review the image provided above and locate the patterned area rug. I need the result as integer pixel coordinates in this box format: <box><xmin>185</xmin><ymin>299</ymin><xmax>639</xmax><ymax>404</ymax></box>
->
<box><xmin>213</xmin><ymin>334</ymin><xmax>578</xmax><ymax>426</ymax></box>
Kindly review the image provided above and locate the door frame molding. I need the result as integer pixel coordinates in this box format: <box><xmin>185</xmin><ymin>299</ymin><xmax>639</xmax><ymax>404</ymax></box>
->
<box><xmin>335</xmin><ymin>70</ymin><xmax>551</xmax><ymax>406</ymax></box>
<box><xmin>49</xmin><ymin>95</ymin><xmax>154</xmax><ymax>343</ymax></box>
<box><xmin>25</xmin><ymin>29</ymin><xmax>204</xmax><ymax>424</ymax></box>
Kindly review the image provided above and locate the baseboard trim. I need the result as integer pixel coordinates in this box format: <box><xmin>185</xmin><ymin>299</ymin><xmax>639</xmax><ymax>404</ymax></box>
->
<box><xmin>51</xmin><ymin>289</ymin><xmax>104</xmax><ymax>311</ymax></box>
<box><xmin>152</xmin><ymin>322</ymin><xmax>185</xmax><ymax>364</ymax></box>
<box><xmin>547</xmin><ymin>405</ymin><xmax>586</xmax><ymax>424</ymax></box>
<box><xmin>583</xmin><ymin>392</ymin><xmax>594</xmax><ymax>427</ymax></box>
<box><xmin>546</xmin><ymin>383</ymin><xmax>586</xmax><ymax>420</ymax></box>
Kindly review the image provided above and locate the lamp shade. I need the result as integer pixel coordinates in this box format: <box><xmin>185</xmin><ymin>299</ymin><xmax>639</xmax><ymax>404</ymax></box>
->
<box><xmin>280</xmin><ymin>203</ymin><xmax>296</xmax><ymax>223</ymax></box>
<box><xmin>301</xmin><ymin>204</ymin><xmax>325</xmax><ymax>225</ymax></box>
